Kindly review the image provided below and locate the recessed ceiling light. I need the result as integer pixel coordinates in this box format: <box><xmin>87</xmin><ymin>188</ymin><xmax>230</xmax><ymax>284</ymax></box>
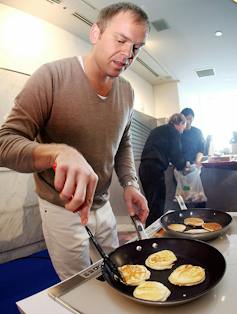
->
<box><xmin>215</xmin><ymin>31</ymin><xmax>223</xmax><ymax>37</ymax></box>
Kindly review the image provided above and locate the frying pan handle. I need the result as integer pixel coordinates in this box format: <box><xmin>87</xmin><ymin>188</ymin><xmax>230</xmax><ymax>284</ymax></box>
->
<box><xmin>175</xmin><ymin>194</ymin><xmax>187</xmax><ymax>210</ymax></box>
<box><xmin>130</xmin><ymin>215</ymin><xmax>149</xmax><ymax>240</ymax></box>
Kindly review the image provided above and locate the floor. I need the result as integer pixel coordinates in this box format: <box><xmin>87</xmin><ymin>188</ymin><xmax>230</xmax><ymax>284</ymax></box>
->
<box><xmin>0</xmin><ymin>250</ymin><xmax>60</xmax><ymax>314</ymax></box>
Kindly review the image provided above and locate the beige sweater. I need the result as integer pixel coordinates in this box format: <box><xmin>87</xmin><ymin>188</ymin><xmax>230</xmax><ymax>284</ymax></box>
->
<box><xmin>0</xmin><ymin>57</ymin><xmax>137</xmax><ymax>209</ymax></box>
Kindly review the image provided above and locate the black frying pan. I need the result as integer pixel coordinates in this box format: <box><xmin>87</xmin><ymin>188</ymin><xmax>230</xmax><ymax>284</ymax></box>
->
<box><xmin>102</xmin><ymin>237</ymin><xmax>226</xmax><ymax>306</ymax></box>
<box><xmin>160</xmin><ymin>208</ymin><xmax>232</xmax><ymax>241</ymax></box>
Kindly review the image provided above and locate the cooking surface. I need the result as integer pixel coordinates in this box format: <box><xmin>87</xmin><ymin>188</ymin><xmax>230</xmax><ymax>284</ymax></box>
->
<box><xmin>47</xmin><ymin>215</ymin><xmax>237</xmax><ymax>314</ymax></box>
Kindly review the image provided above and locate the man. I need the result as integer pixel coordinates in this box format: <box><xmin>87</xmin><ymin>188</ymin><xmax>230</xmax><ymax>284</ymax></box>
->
<box><xmin>139</xmin><ymin>113</ymin><xmax>187</xmax><ymax>227</ymax></box>
<box><xmin>0</xmin><ymin>2</ymin><xmax>149</xmax><ymax>280</ymax></box>
<box><xmin>180</xmin><ymin>108</ymin><xmax>205</xmax><ymax>166</ymax></box>
<box><xmin>180</xmin><ymin>107</ymin><xmax>206</xmax><ymax>207</ymax></box>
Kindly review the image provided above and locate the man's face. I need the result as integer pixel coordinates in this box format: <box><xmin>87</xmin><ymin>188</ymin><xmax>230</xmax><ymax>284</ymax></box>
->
<box><xmin>176</xmin><ymin>122</ymin><xmax>187</xmax><ymax>134</ymax></box>
<box><xmin>185</xmin><ymin>115</ymin><xmax>194</xmax><ymax>129</ymax></box>
<box><xmin>92</xmin><ymin>11</ymin><xmax>148</xmax><ymax>77</ymax></box>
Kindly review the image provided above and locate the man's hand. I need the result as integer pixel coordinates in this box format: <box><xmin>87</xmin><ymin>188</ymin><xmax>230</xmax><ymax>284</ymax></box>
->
<box><xmin>195</xmin><ymin>152</ymin><xmax>204</xmax><ymax>168</ymax></box>
<box><xmin>54</xmin><ymin>146</ymin><xmax>98</xmax><ymax>224</ymax></box>
<box><xmin>123</xmin><ymin>186</ymin><xmax>149</xmax><ymax>224</ymax></box>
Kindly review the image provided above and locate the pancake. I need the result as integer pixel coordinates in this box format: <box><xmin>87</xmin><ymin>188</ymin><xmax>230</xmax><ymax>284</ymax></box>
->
<box><xmin>133</xmin><ymin>281</ymin><xmax>171</xmax><ymax>302</ymax></box>
<box><xmin>202</xmin><ymin>222</ymin><xmax>222</xmax><ymax>232</ymax></box>
<box><xmin>145</xmin><ymin>250</ymin><xmax>177</xmax><ymax>270</ymax></box>
<box><xmin>118</xmin><ymin>264</ymin><xmax>151</xmax><ymax>286</ymax></box>
<box><xmin>185</xmin><ymin>228</ymin><xmax>209</xmax><ymax>234</ymax></box>
<box><xmin>184</xmin><ymin>217</ymin><xmax>204</xmax><ymax>227</ymax></box>
<box><xmin>168</xmin><ymin>264</ymin><xmax>205</xmax><ymax>286</ymax></box>
<box><xmin>168</xmin><ymin>223</ymin><xmax>186</xmax><ymax>232</ymax></box>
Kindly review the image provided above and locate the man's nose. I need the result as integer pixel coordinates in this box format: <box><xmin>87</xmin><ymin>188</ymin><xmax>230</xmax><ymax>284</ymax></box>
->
<box><xmin>121</xmin><ymin>42</ymin><xmax>134</xmax><ymax>58</ymax></box>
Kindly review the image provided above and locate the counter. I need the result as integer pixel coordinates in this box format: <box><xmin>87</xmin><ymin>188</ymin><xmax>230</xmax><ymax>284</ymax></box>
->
<box><xmin>202</xmin><ymin>160</ymin><xmax>237</xmax><ymax>170</ymax></box>
<box><xmin>17</xmin><ymin>213</ymin><xmax>237</xmax><ymax>314</ymax></box>
<box><xmin>165</xmin><ymin>166</ymin><xmax>237</xmax><ymax>212</ymax></box>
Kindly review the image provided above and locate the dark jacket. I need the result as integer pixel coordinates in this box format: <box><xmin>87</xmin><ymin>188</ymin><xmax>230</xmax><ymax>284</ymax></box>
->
<box><xmin>140</xmin><ymin>124</ymin><xmax>186</xmax><ymax>172</ymax></box>
<box><xmin>181</xmin><ymin>126</ymin><xmax>205</xmax><ymax>163</ymax></box>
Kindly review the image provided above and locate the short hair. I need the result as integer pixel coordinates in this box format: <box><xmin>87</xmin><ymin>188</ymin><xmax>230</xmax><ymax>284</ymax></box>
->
<box><xmin>96</xmin><ymin>2</ymin><xmax>150</xmax><ymax>33</ymax></box>
<box><xmin>181</xmin><ymin>107</ymin><xmax>195</xmax><ymax>117</ymax></box>
<box><xmin>168</xmin><ymin>113</ymin><xmax>186</xmax><ymax>126</ymax></box>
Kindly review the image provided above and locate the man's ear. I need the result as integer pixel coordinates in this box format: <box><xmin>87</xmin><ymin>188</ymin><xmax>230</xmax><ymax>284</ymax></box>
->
<box><xmin>89</xmin><ymin>23</ymin><xmax>101</xmax><ymax>44</ymax></box>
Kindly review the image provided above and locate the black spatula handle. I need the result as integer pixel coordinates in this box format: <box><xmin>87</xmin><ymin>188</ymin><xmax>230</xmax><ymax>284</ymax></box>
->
<box><xmin>85</xmin><ymin>226</ymin><xmax>123</xmax><ymax>281</ymax></box>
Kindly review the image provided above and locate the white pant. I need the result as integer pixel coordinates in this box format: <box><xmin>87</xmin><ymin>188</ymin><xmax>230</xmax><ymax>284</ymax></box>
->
<box><xmin>38</xmin><ymin>198</ymin><xmax>119</xmax><ymax>280</ymax></box>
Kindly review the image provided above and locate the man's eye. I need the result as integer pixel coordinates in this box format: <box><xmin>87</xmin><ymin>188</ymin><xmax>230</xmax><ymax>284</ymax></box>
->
<box><xmin>133</xmin><ymin>46</ymin><xmax>141</xmax><ymax>54</ymax></box>
<box><xmin>117</xmin><ymin>40</ymin><xmax>125</xmax><ymax>44</ymax></box>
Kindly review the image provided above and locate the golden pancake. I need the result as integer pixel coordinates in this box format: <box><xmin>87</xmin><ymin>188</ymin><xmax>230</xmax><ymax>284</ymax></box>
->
<box><xmin>145</xmin><ymin>250</ymin><xmax>177</xmax><ymax>270</ymax></box>
<box><xmin>184</xmin><ymin>217</ymin><xmax>204</xmax><ymax>227</ymax></box>
<box><xmin>168</xmin><ymin>223</ymin><xmax>186</xmax><ymax>232</ymax></box>
<box><xmin>168</xmin><ymin>264</ymin><xmax>205</xmax><ymax>286</ymax></box>
<box><xmin>133</xmin><ymin>281</ymin><xmax>171</xmax><ymax>302</ymax></box>
<box><xmin>184</xmin><ymin>228</ymin><xmax>209</xmax><ymax>234</ymax></box>
<box><xmin>202</xmin><ymin>222</ymin><xmax>222</xmax><ymax>232</ymax></box>
<box><xmin>118</xmin><ymin>264</ymin><xmax>151</xmax><ymax>286</ymax></box>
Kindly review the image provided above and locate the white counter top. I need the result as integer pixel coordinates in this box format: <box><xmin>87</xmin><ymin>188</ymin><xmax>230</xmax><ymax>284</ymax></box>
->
<box><xmin>17</xmin><ymin>213</ymin><xmax>237</xmax><ymax>314</ymax></box>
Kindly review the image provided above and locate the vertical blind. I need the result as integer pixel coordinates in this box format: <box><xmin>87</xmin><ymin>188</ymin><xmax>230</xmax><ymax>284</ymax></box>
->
<box><xmin>131</xmin><ymin>110</ymin><xmax>158</xmax><ymax>161</ymax></box>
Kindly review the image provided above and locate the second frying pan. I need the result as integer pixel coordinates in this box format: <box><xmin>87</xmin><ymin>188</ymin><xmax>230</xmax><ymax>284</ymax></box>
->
<box><xmin>160</xmin><ymin>208</ymin><xmax>232</xmax><ymax>241</ymax></box>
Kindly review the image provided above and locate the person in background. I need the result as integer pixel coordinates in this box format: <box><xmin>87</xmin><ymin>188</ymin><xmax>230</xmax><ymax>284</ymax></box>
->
<box><xmin>0</xmin><ymin>2</ymin><xmax>149</xmax><ymax>280</ymax></box>
<box><xmin>180</xmin><ymin>108</ymin><xmax>205</xmax><ymax>167</ymax></box>
<box><xmin>180</xmin><ymin>107</ymin><xmax>206</xmax><ymax>207</ymax></box>
<box><xmin>139</xmin><ymin>113</ymin><xmax>187</xmax><ymax>227</ymax></box>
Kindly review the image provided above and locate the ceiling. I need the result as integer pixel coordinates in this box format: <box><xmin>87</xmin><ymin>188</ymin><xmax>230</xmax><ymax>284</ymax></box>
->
<box><xmin>1</xmin><ymin>0</ymin><xmax>237</xmax><ymax>94</ymax></box>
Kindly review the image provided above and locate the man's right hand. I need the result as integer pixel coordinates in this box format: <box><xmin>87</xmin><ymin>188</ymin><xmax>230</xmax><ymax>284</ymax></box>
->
<box><xmin>33</xmin><ymin>144</ymin><xmax>98</xmax><ymax>225</ymax></box>
<box><xmin>54</xmin><ymin>146</ymin><xmax>98</xmax><ymax>224</ymax></box>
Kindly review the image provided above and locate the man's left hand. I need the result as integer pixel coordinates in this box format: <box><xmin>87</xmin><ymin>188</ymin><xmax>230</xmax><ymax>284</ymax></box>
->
<box><xmin>123</xmin><ymin>186</ymin><xmax>149</xmax><ymax>224</ymax></box>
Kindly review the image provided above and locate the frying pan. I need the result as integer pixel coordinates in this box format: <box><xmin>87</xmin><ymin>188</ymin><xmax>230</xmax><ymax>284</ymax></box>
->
<box><xmin>160</xmin><ymin>209</ymin><xmax>232</xmax><ymax>241</ymax></box>
<box><xmin>102</xmin><ymin>236</ymin><xmax>226</xmax><ymax>306</ymax></box>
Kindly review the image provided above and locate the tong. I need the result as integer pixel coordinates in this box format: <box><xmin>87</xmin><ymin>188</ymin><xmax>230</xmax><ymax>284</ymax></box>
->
<box><xmin>85</xmin><ymin>226</ymin><xmax>123</xmax><ymax>282</ymax></box>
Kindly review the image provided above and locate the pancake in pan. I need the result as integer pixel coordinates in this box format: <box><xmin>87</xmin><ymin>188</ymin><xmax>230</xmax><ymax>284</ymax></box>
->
<box><xmin>118</xmin><ymin>264</ymin><xmax>151</xmax><ymax>286</ymax></box>
<box><xmin>133</xmin><ymin>281</ymin><xmax>171</xmax><ymax>302</ymax></box>
<box><xmin>168</xmin><ymin>223</ymin><xmax>186</xmax><ymax>232</ymax></box>
<box><xmin>145</xmin><ymin>250</ymin><xmax>177</xmax><ymax>270</ymax></box>
<box><xmin>202</xmin><ymin>222</ymin><xmax>222</xmax><ymax>232</ymax></box>
<box><xmin>184</xmin><ymin>217</ymin><xmax>204</xmax><ymax>227</ymax></box>
<box><xmin>184</xmin><ymin>229</ymin><xmax>209</xmax><ymax>234</ymax></box>
<box><xmin>168</xmin><ymin>264</ymin><xmax>205</xmax><ymax>286</ymax></box>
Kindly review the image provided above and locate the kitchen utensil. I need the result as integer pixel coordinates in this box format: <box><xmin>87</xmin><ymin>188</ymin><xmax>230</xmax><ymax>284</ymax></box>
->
<box><xmin>160</xmin><ymin>208</ymin><xmax>232</xmax><ymax>241</ymax></box>
<box><xmin>85</xmin><ymin>226</ymin><xmax>123</xmax><ymax>282</ymax></box>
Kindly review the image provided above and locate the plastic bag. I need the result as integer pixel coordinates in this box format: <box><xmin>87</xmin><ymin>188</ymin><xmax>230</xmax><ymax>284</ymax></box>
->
<box><xmin>174</xmin><ymin>166</ymin><xmax>207</xmax><ymax>203</ymax></box>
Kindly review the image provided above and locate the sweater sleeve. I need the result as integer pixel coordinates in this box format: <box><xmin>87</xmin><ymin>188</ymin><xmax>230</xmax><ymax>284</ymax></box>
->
<box><xmin>114</xmin><ymin>80</ymin><xmax>138</xmax><ymax>189</ymax></box>
<box><xmin>0</xmin><ymin>64</ymin><xmax>53</xmax><ymax>172</ymax></box>
<box><xmin>114</xmin><ymin>114</ymin><xmax>138</xmax><ymax>187</ymax></box>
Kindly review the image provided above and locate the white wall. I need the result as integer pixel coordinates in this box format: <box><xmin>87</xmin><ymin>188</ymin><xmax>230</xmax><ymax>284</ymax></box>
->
<box><xmin>154</xmin><ymin>81</ymin><xmax>180</xmax><ymax>119</ymax></box>
<box><xmin>123</xmin><ymin>70</ymin><xmax>155</xmax><ymax>117</ymax></box>
<box><xmin>178</xmin><ymin>81</ymin><xmax>201</xmax><ymax>110</ymax></box>
<box><xmin>0</xmin><ymin>4</ymin><xmax>90</xmax><ymax>74</ymax></box>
